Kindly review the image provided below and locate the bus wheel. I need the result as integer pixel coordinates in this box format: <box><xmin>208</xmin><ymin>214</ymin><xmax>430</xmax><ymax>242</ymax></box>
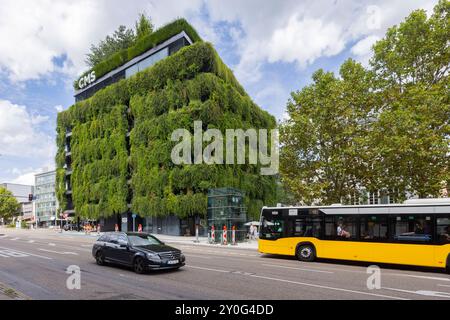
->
<box><xmin>296</xmin><ymin>244</ymin><xmax>316</xmax><ymax>262</ymax></box>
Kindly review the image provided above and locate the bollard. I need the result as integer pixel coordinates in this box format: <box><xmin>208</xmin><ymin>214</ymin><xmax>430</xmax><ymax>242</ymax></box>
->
<box><xmin>211</xmin><ymin>226</ymin><xmax>215</xmax><ymax>244</ymax></box>
<box><xmin>223</xmin><ymin>226</ymin><xmax>228</xmax><ymax>245</ymax></box>
<box><xmin>194</xmin><ymin>225</ymin><xmax>200</xmax><ymax>243</ymax></box>
<box><xmin>232</xmin><ymin>226</ymin><xmax>236</xmax><ymax>245</ymax></box>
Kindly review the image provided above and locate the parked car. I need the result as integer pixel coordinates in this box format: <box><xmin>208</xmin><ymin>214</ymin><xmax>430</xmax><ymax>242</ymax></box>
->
<box><xmin>92</xmin><ymin>232</ymin><xmax>185</xmax><ymax>274</ymax></box>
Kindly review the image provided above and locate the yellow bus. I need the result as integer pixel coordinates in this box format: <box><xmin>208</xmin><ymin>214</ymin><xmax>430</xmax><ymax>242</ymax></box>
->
<box><xmin>258</xmin><ymin>199</ymin><xmax>450</xmax><ymax>273</ymax></box>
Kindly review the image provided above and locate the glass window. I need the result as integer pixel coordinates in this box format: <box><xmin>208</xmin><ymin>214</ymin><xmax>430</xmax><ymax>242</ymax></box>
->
<box><xmin>109</xmin><ymin>234</ymin><xmax>119</xmax><ymax>244</ymax></box>
<box><xmin>324</xmin><ymin>216</ymin><xmax>356</xmax><ymax>240</ymax></box>
<box><xmin>289</xmin><ymin>218</ymin><xmax>321</xmax><ymax>238</ymax></box>
<box><xmin>360</xmin><ymin>216</ymin><xmax>388</xmax><ymax>241</ymax></box>
<box><xmin>125</xmin><ymin>63</ymin><xmax>139</xmax><ymax>78</ymax></box>
<box><xmin>260</xmin><ymin>216</ymin><xmax>284</xmax><ymax>240</ymax></box>
<box><xmin>128</xmin><ymin>235</ymin><xmax>162</xmax><ymax>246</ymax></box>
<box><xmin>437</xmin><ymin>217</ymin><xmax>450</xmax><ymax>244</ymax></box>
<box><xmin>393</xmin><ymin>215</ymin><xmax>432</xmax><ymax>242</ymax></box>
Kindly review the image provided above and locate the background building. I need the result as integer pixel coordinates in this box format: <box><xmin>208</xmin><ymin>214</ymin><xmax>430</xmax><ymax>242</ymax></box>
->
<box><xmin>35</xmin><ymin>170</ymin><xmax>59</xmax><ymax>228</ymax></box>
<box><xmin>56</xmin><ymin>19</ymin><xmax>277</xmax><ymax>235</ymax></box>
<box><xmin>0</xmin><ymin>183</ymin><xmax>34</xmax><ymax>225</ymax></box>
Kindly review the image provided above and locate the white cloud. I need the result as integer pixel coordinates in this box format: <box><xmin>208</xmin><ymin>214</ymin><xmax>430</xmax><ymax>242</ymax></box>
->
<box><xmin>351</xmin><ymin>35</ymin><xmax>381</xmax><ymax>66</ymax></box>
<box><xmin>267</xmin><ymin>16</ymin><xmax>346</xmax><ymax>68</ymax></box>
<box><xmin>204</xmin><ymin>0</ymin><xmax>439</xmax><ymax>83</ymax></box>
<box><xmin>0</xmin><ymin>100</ymin><xmax>56</xmax><ymax>160</ymax></box>
<box><xmin>0</xmin><ymin>0</ymin><xmax>204</xmax><ymax>82</ymax></box>
<box><xmin>11</xmin><ymin>170</ymin><xmax>37</xmax><ymax>186</ymax></box>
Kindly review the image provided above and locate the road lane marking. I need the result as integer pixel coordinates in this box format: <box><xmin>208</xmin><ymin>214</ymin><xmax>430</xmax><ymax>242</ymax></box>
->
<box><xmin>0</xmin><ymin>249</ymin><xmax>29</xmax><ymax>258</ymax></box>
<box><xmin>383</xmin><ymin>287</ymin><xmax>450</xmax><ymax>298</ymax></box>
<box><xmin>48</xmin><ymin>243</ymin><xmax>56</xmax><ymax>246</ymax></box>
<box><xmin>184</xmin><ymin>254</ymin><xmax>212</xmax><ymax>259</ymax></box>
<box><xmin>262</xmin><ymin>264</ymin><xmax>335</xmax><ymax>274</ymax></box>
<box><xmin>250</xmin><ymin>275</ymin><xmax>408</xmax><ymax>300</ymax></box>
<box><xmin>186</xmin><ymin>265</ymin><xmax>230</xmax><ymax>273</ymax></box>
<box><xmin>0</xmin><ymin>246</ymin><xmax>52</xmax><ymax>260</ymax></box>
<box><xmin>28</xmin><ymin>240</ymin><xmax>35</xmax><ymax>243</ymax></box>
<box><xmin>38</xmin><ymin>249</ymin><xmax>78</xmax><ymax>256</ymax></box>
<box><xmin>187</xmin><ymin>264</ymin><xmax>407</xmax><ymax>300</ymax></box>
<box><xmin>386</xmin><ymin>274</ymin><xmax>450</xmax><ymax>282</ymax></box>
<box><xmin>10</xmin><ymin>238</ymin><xmax>20</xmax><ymax>241</ymax></box>
<box><xmin>437</xmin><ymin>284</ymin><xmax>450</xmax><ymax>288</ymax></box>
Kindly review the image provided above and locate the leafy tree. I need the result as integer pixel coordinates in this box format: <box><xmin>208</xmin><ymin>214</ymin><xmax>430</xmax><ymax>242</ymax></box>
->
<box><xmin>280</xmin><ymin>1</ymin><xmax>449</xmax><ymax>204</ymax></box>
<box><xmin>85</xmin><ymin>13</ymin><xmax>155</xmax><ymax>67</ymax></box>
<box><xmin>85</xmin><ymin>25</ymin><xmax>136</xmax><ymax>67</ymax></box>
<box><xmin>369</xmin><ymin>0</ymin><xmax>449</xmax><ymax>198</ymax></box>
<box><xmin>0</xmin><ymin>187</ymin><xmax>20</xmax><ymax>221</ymax></box>
<box><xmin>280</xmin><ymin>60</ymin><xmax>375</xmax><ymax>205</ymax></box>
<box><xmin>135</xmin><ymin>13</ymin><xmax>154</xmax><ymax>41</ymax></box>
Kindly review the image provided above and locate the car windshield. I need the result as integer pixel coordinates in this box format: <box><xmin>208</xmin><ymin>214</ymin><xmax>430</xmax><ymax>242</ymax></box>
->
<box><xmin>128</xmin><ymin>235</ymin><xmax>162</xmax><ymax>247</ymax></box>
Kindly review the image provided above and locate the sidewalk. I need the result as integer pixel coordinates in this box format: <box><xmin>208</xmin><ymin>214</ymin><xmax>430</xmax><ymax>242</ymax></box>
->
<box><xmin>0</xmin><ymin>227</ymin><xmax>259</xmax><ymax>250</ymax></box>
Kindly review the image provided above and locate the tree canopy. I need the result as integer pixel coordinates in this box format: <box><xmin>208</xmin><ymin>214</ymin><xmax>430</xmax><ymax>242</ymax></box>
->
<box><xmin>85</xmin><ymin>13</ymin><xmax>154</xmax><ymax>67</ymax></box>
<box><xmin>280</xmin><ymin>0</ymin><xmax>449</xmax><ymax>205</ymax></box>
<box><xmin>0</xmin><ymin>187</ymin><xmax>20</xmax><ymax>221</ymax></box>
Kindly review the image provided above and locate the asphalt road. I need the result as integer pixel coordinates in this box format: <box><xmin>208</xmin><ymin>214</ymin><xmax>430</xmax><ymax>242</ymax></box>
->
<box><xmin>0</xmin><ymin>228</ymin><xmax>449</xmax><ymax>300</ymax></box>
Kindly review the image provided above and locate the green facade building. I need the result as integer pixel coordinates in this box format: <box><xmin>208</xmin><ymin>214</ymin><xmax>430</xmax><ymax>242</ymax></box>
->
<box><xmin>56</xmin><ymin>19</ymin><xmax>277</xmax><ymax>235</ymax></box>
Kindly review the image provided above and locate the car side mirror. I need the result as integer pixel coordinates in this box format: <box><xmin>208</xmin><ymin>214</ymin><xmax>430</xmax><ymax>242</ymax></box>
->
<box><xmin>118</xmin><ymin>241</ymin><xmax>128</xmax><ymax>248</ymax></box>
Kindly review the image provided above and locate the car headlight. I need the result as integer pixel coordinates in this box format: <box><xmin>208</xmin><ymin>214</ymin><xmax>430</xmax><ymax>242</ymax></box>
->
<box><xmin>146</xmin><ymin>253</ymin><xmax>161</xmax><ymax>262</ymax></box>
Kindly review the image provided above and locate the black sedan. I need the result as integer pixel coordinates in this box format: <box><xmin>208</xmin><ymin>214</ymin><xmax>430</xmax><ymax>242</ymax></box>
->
<box><xmin>92</xmin><ymin>232</ymin><xmax>185</xmax><ymax>274</ymax></box>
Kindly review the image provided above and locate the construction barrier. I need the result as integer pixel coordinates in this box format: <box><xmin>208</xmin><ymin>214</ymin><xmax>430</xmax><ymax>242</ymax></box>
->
<box><xmin>232</xmin><ymin>226</ymin><xmax>236</xmax><ymax>245</ymax></box>
<box><xmin>223</xmin><ymin>226</ymin><xmax>228</xmax><ymax>245</ymax></box>
<box><xmin>211</xmin><ymin>226</ymin><xmax>215</xmax><ymax>243</ymax></box>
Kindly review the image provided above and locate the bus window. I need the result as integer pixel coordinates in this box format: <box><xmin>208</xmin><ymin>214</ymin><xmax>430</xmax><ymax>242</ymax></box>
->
<box><xmin>437</xmin><ymin>217</ymin><xmax>450</xmax><ymax>244</ymax></box>
<box><xmin>325</xmin><ymin>216</ymin><xmax>356</xmax><ymax>240</ymax></box>
<box><xmin>289</xmin><ymin>218</ymin><xmax>321</xmax><ymax>238</ymax></box>
<box><xmin>260</xmin><ymin>216</ymin><xmax>284</xmax><ymax>240</ymax></box>
<box><xmin>360</xmin><ymin>216</ymin><xmax>388</xmax><ymax>241</ymax></box>
<box><xmin>393</xmin><ymin>215</ymin><xmax>432</xmax><ymax>242</ymax></box>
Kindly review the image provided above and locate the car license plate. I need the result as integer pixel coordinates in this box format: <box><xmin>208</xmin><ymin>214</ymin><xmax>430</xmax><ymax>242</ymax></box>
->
<box><xmin>167</xmin><ymin>260</ymin><xmax>179</xmax><ymax>265</ymax></box>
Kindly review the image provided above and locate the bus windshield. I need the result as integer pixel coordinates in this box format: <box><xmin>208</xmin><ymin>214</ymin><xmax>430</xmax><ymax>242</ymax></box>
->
<box><xmin>260</xmin><ymin>215</ymin><xmax>284</xmax><ymax>240</ymax></box>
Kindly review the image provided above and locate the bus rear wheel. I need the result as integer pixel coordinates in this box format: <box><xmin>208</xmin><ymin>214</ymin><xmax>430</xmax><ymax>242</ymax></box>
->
<box><xmin>296</xmin><ymin>244</ymin><xmax>316</xmax><ymax>262</ymax></box>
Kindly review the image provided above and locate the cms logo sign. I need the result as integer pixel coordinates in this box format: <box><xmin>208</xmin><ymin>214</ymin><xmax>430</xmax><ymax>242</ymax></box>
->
<box><xmin>78</xmin><ymin>71</ymin><xmax>96</xmax><ymax>89</ymax></box>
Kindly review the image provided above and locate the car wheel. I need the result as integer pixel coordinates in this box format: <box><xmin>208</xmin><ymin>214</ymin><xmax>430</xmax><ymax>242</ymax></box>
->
<box><xmin>296</xmin><ymin>244</ymin><xmax>316</xmax><ymax>262</ymax></box>
<box><xmin>133</xmin><ymin>257</ymin><xmax>145</xmax><ymax>274</ymax></box>
<box><xmin>96</xmin><ymin>251</ymin><xmax>106</xmax><ymax>266</ymax></box>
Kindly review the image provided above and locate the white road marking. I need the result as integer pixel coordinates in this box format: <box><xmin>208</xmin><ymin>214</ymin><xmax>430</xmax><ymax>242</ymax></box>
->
<box><xmin>186</xmin><ymin>265</ymin><xmax>230</xmax><ymax>273</ymax></box>
<box><xmin>383</xmin><ymin>287</ymin><xmax>450</xmax><ymax>298</ymax></box>
<box><xmin>28</xmin><ymin>240</ymin><xmax>35</xmax><ymax>243</ymax></box>
<box><xmin>386</xmin><ymin>274</ymin><xmax>450</xmax><ymax>282</ymax></box>
<box><xmin>184</xmin><ymin>254</ymin><xmax>212</xmax><ymax>259</ymax></box>
<box><xmin>437</xmin><ymin>284</ymin><xmax>450</xmax><ymax>288</ymax></box>
<box><xmin>0</xmin><ymin>246</ymin><xmax>52</xmax><ymax>260</ymax></box>
<box><xmin>81</xmin><ymin>245</ymin><xmax>92</xmax><ymax>248</ymax></box>
<box><xmin>262</xmin><ymin>264</ymin><xmax>335</xmax><ymax>274</ymax></box>
<box><xmin>38</xmin><ymin>249</ymin><xmax>78</xmax><ymax>256</ymax></box>
<box><xmin>0</xmin><ymin>249</ymin><xmax>28</xmax><ymax>258</ymax></box>
<box><xmin>250</xmin><ymin>275</ymin><xmax>408</xmax><ymax>300</ymax></box>
<box><xmin>187</xmin><ymin>264</ymin><xmax>406</xmax><ymax>300</ymax></box>
<box><xmin>48</xmin><ymin>243</ymin><xmax>56</xmax><ymax>247</ymax></box>
<box><xmin>10</xmin><ymin>238</ymin><xmax>20</xmax><ymax>241</ymax></box>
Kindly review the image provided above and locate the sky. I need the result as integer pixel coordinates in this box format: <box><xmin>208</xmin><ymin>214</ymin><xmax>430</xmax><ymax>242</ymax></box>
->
<box><xmin>0</xmin><ymin>0</ymin><xmax>438</xmax><ymax>186</ymax></box>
